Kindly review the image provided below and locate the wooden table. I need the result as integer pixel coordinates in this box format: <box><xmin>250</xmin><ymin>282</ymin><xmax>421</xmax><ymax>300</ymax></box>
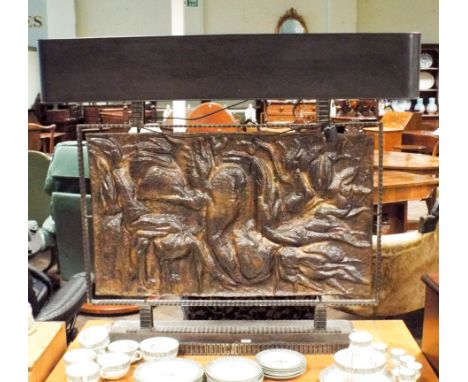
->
<box><xmin>29</xmin><ymin>322</ymin><xmax>67</xmax><ymax>382</ymax></box>
<box><xmin>374</xmin><ymin>170</ymin><xmax>439</xmax><ymax>233</ymax></box>
<box><xmin>46</xmin><ymin>320</ymin><xmax>438</xmax><ymax>382</ymax></box>
<box><xmin>374</xmin><ymin>151</ymin><xmax>439</xmax><ymax>176</ymax></box>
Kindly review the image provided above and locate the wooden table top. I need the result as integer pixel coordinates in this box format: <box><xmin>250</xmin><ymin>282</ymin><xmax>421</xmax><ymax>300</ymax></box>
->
<box><xmin>374</xmin><ymin>151</ymin><xmax>439</xmax><ymax>173</ymax></box>
<box><xmin>403</xmin><ymin>130</ymin><xmax>438</xmax><ymax>138</ymax></box>
<box><xmin>364</xmin><ymin>124</ymin><xmax>403</xmax><ymax>132</ymax></box>
<box><xmin>374</xmin><ymin>170</ymin><xmax>439</xmax><ymax>204</ymax></box>
<box><xmin>46</xmin><ymin>320</ymin><xmax>438</xmax><ymax>382</ymax></box>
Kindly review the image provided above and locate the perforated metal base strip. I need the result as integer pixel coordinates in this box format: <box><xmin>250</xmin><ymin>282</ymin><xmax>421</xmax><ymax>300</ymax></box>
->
<box><xmin>109</xmin><ymin>319</ymin><xmax>352</xmax><ymax>355</ymax></box>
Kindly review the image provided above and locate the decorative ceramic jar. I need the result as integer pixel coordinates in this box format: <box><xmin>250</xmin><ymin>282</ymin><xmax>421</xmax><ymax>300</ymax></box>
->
<box><xmin>426</xmin><ymin>97</ymin><xmax>438</xmax><ymax>115</ymax></box>
<box><xmin>414</xmin><ymin>98</ymin><xmax>425</xmax><ymax>113</ymax></box>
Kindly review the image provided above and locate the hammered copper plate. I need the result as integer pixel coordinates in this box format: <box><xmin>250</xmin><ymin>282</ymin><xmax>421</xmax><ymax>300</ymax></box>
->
<box><xmin>87</xmin><ymin>132</ymin><xmax>373</xmax><ymax>298</ymax></box>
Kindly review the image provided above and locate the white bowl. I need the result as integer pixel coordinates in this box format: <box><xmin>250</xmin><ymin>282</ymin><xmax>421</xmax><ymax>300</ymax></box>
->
<box><xmin>66</xmin><ymin>361</ymin><xmax>100</xmax><ymax>382</ymax></box>
<box><xmin>108</xmin><ymin>339</ymin><xmax>142</xmax><ymax>363</ymax></box>
<box><xmin>64</xmin><ymin>348</ymin><xmax>96</xmax><ymax>367</ymax></box>
<box><xmin>139</xmin><ymin>337</ymin><xmax>179</xmax><ymax>361</ymax></box>
<box><xmin>77</xmin><ymin>325</ymin><xmax>110</xmax><ymax>352</ymax></box>
<box><xmin>97</xmin><ymin>352</ymin><xmax>131</xmax><ymax>380</ymax></box>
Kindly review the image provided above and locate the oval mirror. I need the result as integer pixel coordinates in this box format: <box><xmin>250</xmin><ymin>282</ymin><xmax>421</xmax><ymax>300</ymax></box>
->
<box><xmin>275</xmin><ymin>8</ymin><xmax>308</xmax><ymax>34</ymax></box>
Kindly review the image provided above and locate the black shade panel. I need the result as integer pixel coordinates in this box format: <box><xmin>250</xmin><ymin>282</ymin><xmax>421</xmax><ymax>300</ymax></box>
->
<box><xmin>39</xmin><ymin>33</ymin><xmax>420</xmax><ymax>102</ymax></box>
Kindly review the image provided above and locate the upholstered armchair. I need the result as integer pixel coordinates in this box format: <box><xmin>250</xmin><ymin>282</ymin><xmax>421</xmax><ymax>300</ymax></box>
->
<box><xmin>337</xmin><ymin>222</ymin><xmax>438</xmax><ymax>317</ymax></box>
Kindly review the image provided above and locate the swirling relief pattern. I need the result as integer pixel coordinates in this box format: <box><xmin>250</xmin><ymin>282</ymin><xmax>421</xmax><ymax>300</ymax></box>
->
<box><xmin>88</xmin><ymin>132</ymin><xmax>374</xmax><ymax>298</ymax></box>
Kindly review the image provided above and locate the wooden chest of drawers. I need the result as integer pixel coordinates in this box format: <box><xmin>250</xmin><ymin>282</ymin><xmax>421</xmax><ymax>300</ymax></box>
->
<box><xmin>262</xmin><ymin>102</ymin><xmax>316</xmax><ymax>123</ymax></box>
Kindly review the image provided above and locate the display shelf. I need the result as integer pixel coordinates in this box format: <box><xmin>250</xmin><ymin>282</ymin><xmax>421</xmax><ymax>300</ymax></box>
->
<box><xmin>418</xmin><ymin>43</ymin><xmax>439</xmax><ymax>130</ymax></box>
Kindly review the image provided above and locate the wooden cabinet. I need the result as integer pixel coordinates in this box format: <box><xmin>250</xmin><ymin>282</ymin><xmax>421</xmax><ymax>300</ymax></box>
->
<box><xmin>421</xmin><ymin>273</ymin><xmax>439</xmax><ymax>374</ymax></box>
<box><xmin>418</xmin><ymin>44</ymin><xmax>439</xmax><ymax>131</ymax></box>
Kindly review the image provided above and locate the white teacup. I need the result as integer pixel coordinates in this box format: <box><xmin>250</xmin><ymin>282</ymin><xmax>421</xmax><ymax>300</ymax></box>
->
<box><xmin>77</xmin><ymin>325</ymin><xmax>110</xmax><ymax>354</ymax></box>
<box><xmin>108</xmin><ymin>339</ymin><xmax>142</xmax><ymax>363</ymax></box>
<box><xmin>64</xmin><ymin>349</ymin><xmax>97</xmax><ymax>367</ymax></box>
<box><xmin>65</xmin><ymin>361</ymin><xmax>100</xmax><ymax>382</ymax></box>
<box><xmin>139</xmin><ymin>336</ymin><xmax>179</xmax><ymax>362</ymax></box>
<box><xmin>97</xmin><ymin>352</ymin><xmax>131</xmax><ymax>380</ymax></box>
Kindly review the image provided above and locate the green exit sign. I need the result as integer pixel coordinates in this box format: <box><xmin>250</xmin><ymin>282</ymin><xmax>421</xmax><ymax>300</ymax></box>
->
<box><xmin>186</xmin><ymin>0</ymin><xmax>198</xmax><ymax>7</ymax></box>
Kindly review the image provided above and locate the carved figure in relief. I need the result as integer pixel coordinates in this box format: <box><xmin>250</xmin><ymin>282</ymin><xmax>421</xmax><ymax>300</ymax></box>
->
<box><xmin>89</xmin><ymin>133</ymin><xmax>373</xmax><ymax>297</ymax></box>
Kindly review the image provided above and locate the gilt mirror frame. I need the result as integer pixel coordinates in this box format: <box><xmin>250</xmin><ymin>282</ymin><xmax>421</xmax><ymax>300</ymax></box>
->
<box><xmin>275</xmin><ymin>8</ymin><xmax>309</xmax><ymax>34</ymax></box>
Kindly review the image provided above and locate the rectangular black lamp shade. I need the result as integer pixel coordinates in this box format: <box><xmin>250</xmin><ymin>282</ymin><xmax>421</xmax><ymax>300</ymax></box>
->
<box><xmin>39</xmin><ymin>33</ymin><xmax>420</xmax><ymax>102</ymax></box>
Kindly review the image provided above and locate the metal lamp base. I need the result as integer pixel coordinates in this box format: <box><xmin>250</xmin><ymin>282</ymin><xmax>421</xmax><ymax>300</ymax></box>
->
<box><xmin>109</xmin><ymin>319</ymin><xmax>353</xmax><ymax>355</ymax></box>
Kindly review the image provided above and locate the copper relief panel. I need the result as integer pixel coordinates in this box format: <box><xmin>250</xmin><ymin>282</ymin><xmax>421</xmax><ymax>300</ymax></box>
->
<box><xmin>88</xmin><ymin>132</ymin><xmax>374</xmax><ymax>298</ymax></box>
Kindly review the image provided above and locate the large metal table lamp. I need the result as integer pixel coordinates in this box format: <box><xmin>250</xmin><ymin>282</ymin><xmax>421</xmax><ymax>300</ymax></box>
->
<box><xmin>39</xmin><ymin>33</ymin><xmax>420</xmax><ymax>354</ymax></box>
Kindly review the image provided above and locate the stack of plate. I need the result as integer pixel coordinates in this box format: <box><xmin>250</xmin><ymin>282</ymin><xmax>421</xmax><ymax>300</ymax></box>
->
<box><xmin>205</xmin><ymin>357</ymin><xmax>264</xmax><ymax>382</ymax></box>
<box><xmin>256</xmin><ymin>349</ymin><xmax>307</xmax><ymax>380</ymax></box>
<box><xmin>133</xmin><ymin>358</ymin><xmax>204</xmax><ymax>382</ymax></box>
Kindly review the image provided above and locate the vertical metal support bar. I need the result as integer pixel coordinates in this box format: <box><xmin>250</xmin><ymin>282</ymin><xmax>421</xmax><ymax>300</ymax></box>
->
<box><xmin>374</xmin><ymin>121</ymin><xmax>384</xmax><ymax>304</ymax></box>
<box><xmin>131</xmin><ymin>101</ymin><xmax>145</xmax><ymax>132</ymax></box>
<box><xmin>314</xmin><ymin>303</ymin><xmax>327</xmax><ymax>330</ymax></box>
<box><xmin>77</xmin><ymin>126</ymin><xmax>94</xmax><ymax>303</ymax></box>
<box><xmin>316</xmin><ymin>99</ymin><xmax>331</xmax><ymax>123</ymax></box>
<box><xmin>139</xmin><ymin>306</ymin><xmax>154</xmax><ymax>330</ymax></box>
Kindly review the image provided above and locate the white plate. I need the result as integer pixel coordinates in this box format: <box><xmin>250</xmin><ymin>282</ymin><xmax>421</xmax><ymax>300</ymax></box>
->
<box><xmin>256</xmin><ymin>349</ymin><xmax>306</xmax><ymax>371</ymax></box>
<box><xmin>420</xmin><ymin>52</ymin><xmax>433</xmax><ymax>69</ymax></box>
<box><xmin>205</xmin><ymin>357</ymin><xmax>263</xmax><ymax>382</ymax></box>
<box><xmin>319</xmin><ymin>364</ymin><xmax>393</xmax><ymax>382</ymax></box>
<box><xmin>420</xmin><ymin>72</ymin><xmax>435</xmax><ymax>90</ymax></box>
<box><xmin>264</xmin><ymin>368</ymin><xmax>306</xmax><ymax>380</ymax></box>
<box><xmin>134</xmin><ymin>359</ymin><xmax>204</xmax><ymax>382</ymax></box>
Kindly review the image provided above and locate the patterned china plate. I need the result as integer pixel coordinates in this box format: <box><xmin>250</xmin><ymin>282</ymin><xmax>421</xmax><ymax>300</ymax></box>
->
<box><xmin>319</xmin><ymin>364</ymin><xmax>393</xmax><ymax>382</ymax></box>
<box><xmin>205</xmin><ymin>357</ymin><xmax>263</xmax><ymax>382</ymax></box>
<box><xmin>256</xmin><ymin>349</ymin><xmax>306</xmax><ymax>371</ymax></box>
<box><xmin>420</xmin><ymin>52</ymin><xmax>433</xmax><ymax>69</ymax></box>
<box><xmin>420</xmin><ymin>72</ymin><xmax>435</xmax><ymax>90</ymax></box>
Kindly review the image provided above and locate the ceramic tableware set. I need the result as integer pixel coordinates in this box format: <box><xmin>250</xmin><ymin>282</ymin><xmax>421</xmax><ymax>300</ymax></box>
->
<box><xmin>64</xmin><ymin>324</ymin><xmax>185</xmax><ymax>381</ymax></box>
<box><xmin>389</xmin><ymin>348</ymin><xmax>423</xmax><ymax>382</ymax></box>
<box><xmin>255</xmin><ymin>349</ymin><xmax>307</xmax><ymax>379</ymax></box>
<box><xmin>319</xmin><ymin>331</ymin><xmax>423</xmax><ymax>382</ymax></box>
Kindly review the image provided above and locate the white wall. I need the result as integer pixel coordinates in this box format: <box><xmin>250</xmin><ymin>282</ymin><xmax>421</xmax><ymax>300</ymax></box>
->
<box><xmin>75</xmin><ymin>0</ymin><xmax>171</xmax><ymax>37</ymax></box>
<box><xmin>203</xmin><ymin>0</ymin><xmax>356</xmax><ymax>34</ymax></box>
<box><xmin>47</xmin><ymin>0</ymin><xmax>76</xmax><ymax>38</ymax></box>
<box><xmin>357</xmin><ymin>0</ymin><xmax>438</xmax><ymax>43</ymax></box>
<box><xmin>28</xmin><ymin>0</ymin><xmax>76</xmax><ymax>107</ymax></box>
<box><xmin>28</xmin><ymin>51</ymin><xmax>42</xmax><ymax>107</ymax></box>
<box><xmin>328</xmin><ymin>0</ymin><xmax>357</xmax><ymax>33</ymax></box>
